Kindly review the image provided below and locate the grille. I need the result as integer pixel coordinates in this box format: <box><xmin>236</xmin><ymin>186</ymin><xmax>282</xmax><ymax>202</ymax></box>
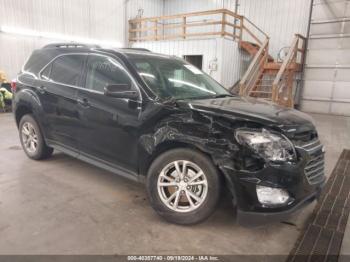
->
<box><xmin>304</xmin><ymin>152</ymin><xmax>325</xmax><ymax>185</ymax></box>
<box><xmin>298</xmin><ymin>138</ymin><xmax>323</xmax><ymax>153</ymax></box>
<box><xmin>295</xmin><ymin>138</ymin><xmax>325</xmax><ymax>185</ymax></box>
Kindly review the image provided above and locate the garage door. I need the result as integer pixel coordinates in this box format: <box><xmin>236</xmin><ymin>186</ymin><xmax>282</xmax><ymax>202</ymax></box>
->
<box><xmin>301</xmin><ymin>0</ymin><xmax>350</xmax><ymax>116</ymax></box>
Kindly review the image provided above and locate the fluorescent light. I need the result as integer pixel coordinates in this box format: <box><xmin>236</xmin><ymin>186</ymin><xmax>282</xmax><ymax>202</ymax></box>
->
<box><xmin>0</xmin><ymin>25</ymin><xmax>122</xmax><ymax>47</ymax></box>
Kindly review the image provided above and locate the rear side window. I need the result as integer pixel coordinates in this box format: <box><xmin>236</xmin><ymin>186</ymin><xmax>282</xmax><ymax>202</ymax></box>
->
<box><xmin>85</xmin><ymin>55</ymin><xmax>132</xmax><ymax>92</ymax></box>
<box><xmin>48</xmin><ymin>55</ymin><xmax>86</xmax><ymax>86</ymax></box>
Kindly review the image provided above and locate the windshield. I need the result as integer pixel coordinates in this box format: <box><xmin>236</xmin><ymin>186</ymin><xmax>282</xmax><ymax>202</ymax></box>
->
<box><xmin>128</xmin><ymin>54</ymin><xmax>231</xmax><ymax>100</ymax></box>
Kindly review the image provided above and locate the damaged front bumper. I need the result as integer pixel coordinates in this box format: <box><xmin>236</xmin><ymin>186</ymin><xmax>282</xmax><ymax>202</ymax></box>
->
<box><xmin>236</xmin><ymin>190</ymin><xmax>321</xmax><ymax>227</ymax></box>
<box><xmin>220</xmin><ymin>145</ymin><xmax>325</xmax><ymax>227</ymax></box>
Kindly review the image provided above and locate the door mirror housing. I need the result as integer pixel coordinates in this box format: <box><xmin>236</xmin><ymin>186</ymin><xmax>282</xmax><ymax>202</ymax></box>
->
<box><xmin>104</xmin><ymin>84</ymin><xmax>138</xmax><ymax>99</ymax></box>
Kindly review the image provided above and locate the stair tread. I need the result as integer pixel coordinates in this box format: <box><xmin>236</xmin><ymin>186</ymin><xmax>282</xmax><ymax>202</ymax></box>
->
<box><xmin>249</xmin><ymin>91</ymin><xmax>272</xmax><ymax>93</ymax></box>
<box><xmin>239</xmin><ymin>41</ymin><xmax>275</xmax><ymax>62</ymax></box>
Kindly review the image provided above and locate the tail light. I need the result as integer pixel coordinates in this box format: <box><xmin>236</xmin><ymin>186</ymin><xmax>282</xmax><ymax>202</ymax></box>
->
<box><xmin>11</xmin><ymin>80</ymin><xmax>16</xmax><ymax>92</ymax></box>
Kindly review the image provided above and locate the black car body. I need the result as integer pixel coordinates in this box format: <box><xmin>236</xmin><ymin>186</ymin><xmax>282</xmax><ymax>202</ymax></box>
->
<box><xmin>13</xmin><ymin>43</ymin><xmax>325</xmax><ymax>226</ymax></box>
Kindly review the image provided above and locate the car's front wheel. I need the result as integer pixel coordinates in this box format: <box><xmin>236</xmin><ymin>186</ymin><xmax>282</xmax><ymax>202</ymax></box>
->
<box><xmin>146</xmin><ymin>148</ymin><xmax>221</xmax><ymax>225</ymax></box>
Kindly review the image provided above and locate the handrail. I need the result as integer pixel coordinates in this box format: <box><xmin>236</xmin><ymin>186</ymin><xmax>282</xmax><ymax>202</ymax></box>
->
<box><xmin>128</xmin><ymin>8</ymin><xmax>266</xmax><ymax>46</ymax></box>
<box><xmin>272</xmin><ymin>34</ymin><xmax>306</xmax><ymax>107</ymax></box>
<box><xmin>239</xmin><ymin>38</ymin><xmax>269</xmax><ymax>96</ymax></box>
<box><xmin>129</xmin><ymin>9</ymin><xmax>242</xmax><ymax>23</ymax></box>
<box><xmin>243</xmin><ymin>17</ymin><xmax>269</xmax><ymax>39</ymax></box>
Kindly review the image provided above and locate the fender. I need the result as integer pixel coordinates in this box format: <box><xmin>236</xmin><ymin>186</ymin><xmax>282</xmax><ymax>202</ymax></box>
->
<box><xmin>137</xmin><ymin>109</ymin><xmax>241</xmax><ymax>175</ymax></box>
<box><xmin>13</xmin><ymin>81</ymin><xmax>49</xmax><ymax>139</ymax></box>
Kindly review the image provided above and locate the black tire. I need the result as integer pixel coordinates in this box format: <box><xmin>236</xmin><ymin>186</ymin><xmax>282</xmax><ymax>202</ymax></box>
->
<box><xmin>19</xmin><ymin>114</ymin><xmax>53</xmax><ymax>160</ymax></box>
<box><xmin>146</xmin><ymin>148</ymin><xmax>221</xmax><ymax>225</ymax></box>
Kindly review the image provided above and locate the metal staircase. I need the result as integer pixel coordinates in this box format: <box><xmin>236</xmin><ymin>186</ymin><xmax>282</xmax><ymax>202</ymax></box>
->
<box><xmin>238</xmin><ymin>34</ymin><xmax>306</xmax><ymax>108</ymax></box>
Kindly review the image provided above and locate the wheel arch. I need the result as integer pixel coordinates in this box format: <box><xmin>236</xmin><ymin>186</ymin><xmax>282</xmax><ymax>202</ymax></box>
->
<box><xmin>15</xmin><ymin>105</ymin><xmax>33</xmax><ymax>127</ymax></box>
<box><xmin>139</xmin><ymin>140</ymin><xmax>225</xmax><ymax>184</ymax></box>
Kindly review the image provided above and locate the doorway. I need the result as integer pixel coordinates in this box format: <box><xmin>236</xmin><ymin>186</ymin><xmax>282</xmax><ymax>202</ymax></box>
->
<box><xmin>183</xmin><ymin>55</ymin><xmax>203</xmax><ymax>70</ymax></box>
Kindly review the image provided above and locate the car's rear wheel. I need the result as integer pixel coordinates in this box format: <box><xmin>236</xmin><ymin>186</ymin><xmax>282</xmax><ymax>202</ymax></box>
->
<box><xmin>19</xmin><ymin>114</ymin><xmax>53</xmax><ymax>160</ymax></box>
<box><xmin>146</xmin><ymin>148</ymin><xmax>221</xmax><ymax>225</ymax></box>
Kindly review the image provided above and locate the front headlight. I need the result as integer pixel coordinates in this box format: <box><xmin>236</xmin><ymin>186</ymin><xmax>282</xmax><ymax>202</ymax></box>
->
<box><xmin>235</xmin><ymin>129</ymin><xmax>296</xmax><ymax>162</ymax></box>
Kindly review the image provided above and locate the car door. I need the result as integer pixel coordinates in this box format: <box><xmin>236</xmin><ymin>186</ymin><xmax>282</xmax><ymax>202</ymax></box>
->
<box><xmin>76</xmin><ymin>54</ymin><xmax>142</xmax><ymax>174</ymax></box>
<box><xmin>37</xmin><ymin>54</ymin><xmax>86</xmax><ymax>152</ymax></box>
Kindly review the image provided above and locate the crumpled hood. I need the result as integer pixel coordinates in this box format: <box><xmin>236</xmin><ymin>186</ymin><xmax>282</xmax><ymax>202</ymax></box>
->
<box><xmin>179</xmin><ymin>96</ymin><xmax>315</xmax><ymax>129</ymax></box>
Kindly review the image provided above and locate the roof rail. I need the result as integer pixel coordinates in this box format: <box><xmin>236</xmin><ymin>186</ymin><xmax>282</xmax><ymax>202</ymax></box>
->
<box><xmin>43</xmin><ymin>43</ymin><xmax>101</xmax><ymax>49</ymax></box>
<box><xmin>121</xmin><ymin>48</ymin><xmax>151</xmax><ymax>52</ymax></box>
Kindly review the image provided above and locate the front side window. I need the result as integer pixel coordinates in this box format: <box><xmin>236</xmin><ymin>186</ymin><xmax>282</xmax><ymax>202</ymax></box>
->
<box><xmin>129</xmin><ymin>54</ymin><xmax>230</xmax><ymax>100</ymax></box>
<box><xmin>49</xmin><ymin>55</ymin><xmax>86</xmax><ymax>86</ymax></box>
<box><xmin>85</xmin><ymin>55</ymin><xmax>132</xmax><ymax>93</ymax></box>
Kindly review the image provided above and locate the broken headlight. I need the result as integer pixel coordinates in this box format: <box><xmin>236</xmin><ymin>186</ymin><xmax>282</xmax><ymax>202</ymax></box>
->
<box><xmin>235</xmin><ymin>129</ymin><xmax>296</xmax><ymax>162</ymax></box>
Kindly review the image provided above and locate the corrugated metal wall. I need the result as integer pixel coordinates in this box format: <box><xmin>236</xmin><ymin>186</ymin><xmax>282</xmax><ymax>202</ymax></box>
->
<box><xmin>127</xmin><ymin>0</ymin><xmax>164</xmax><ymax>19</ymax></box>
<box><xmin>238</xmin><ymin>0</ymin><xmax>312</xmax><ymax>59</ymax></box>
<box><xmin>301</xmin><ymin>0</ymin><xmax>350</xmax><ymax>116</ymax></box>
<box><xmin>163</xmin><ymin>0</ymin><xmax>236</xmax><ymax>14</ymax></box>
<box><xmin>0</xmin><ymin>0</ymin><xmax>128</xmax><ymax>79</ymax></box>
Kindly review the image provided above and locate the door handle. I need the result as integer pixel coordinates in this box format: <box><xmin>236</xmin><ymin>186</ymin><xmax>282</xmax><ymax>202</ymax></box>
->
<box><xmin>38</xmin><ymin>86</ymin><xmax>47</xmax><ymax>94</ymax></box>
<box><xmin>77</xmin><ymin>98</ymin><xmax>90</xmax><ymax>108</ymax></box>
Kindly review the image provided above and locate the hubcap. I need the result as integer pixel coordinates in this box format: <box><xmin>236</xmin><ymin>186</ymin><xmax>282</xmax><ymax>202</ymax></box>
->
<box><xmin>21</xmin><ymin>122</ymin><xmax>38</xmax><ymax>154</ymax></box>
<box><xmin>157</xmin><ymin>160</ymin><xmax>208</xmax><ymax>213</ymax></box>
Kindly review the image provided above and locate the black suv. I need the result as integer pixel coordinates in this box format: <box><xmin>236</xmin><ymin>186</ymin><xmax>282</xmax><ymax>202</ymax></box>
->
<box><xmin>13</xmin><ymin>43</ymin><xmax>325</xmax><ymax>225</ymax></box>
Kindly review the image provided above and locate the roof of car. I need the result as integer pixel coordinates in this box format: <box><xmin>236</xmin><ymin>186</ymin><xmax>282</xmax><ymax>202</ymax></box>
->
<box><xmin>41</xmin><ymin>43</ymin><xmax>171</xmax><ymax>58</ymax></box>
<box><xmin>23</xmin><ymin>43</ymin><xmax>176</xmax><ymax>76</ymax></box>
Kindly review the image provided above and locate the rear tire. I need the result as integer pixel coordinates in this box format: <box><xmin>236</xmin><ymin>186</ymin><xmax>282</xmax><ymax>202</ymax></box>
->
<box><xmin>19</xmin><ymin>114</ymin><xmax>53</xmax><ymax>160</ymax></box>
<box><xmin>146</xmin><ymin>148</ymin><xmax>221</xmax><ymax>225</ymax></box>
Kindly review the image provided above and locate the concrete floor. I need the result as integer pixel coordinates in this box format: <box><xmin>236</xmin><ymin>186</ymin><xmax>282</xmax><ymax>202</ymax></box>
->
<box><xmin>0</xmin><ymin>112</ymin><xmax>349</xmax><ymax>255</ymax></box>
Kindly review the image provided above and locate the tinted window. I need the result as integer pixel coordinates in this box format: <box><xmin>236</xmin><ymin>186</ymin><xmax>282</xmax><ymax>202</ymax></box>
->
<box><xmin>50</xmin><ymin>55</ymin><xmax>86</xmax><ymax>86</ymax></box>
<box><xmin>85</xmin><ymin>55</ymin><xmax>132</xmax><ymax>92</ymax></box>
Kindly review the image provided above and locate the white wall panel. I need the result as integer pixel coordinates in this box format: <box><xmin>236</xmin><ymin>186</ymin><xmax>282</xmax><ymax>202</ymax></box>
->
<box><xmin>0</xmin><ymin>0</ymin><xmax>129</xmax><ymax>79</ymax></box>
<box><xmin>219</xmin><ymin>39</ymin><xmax>246</xmax><ymax>88</ymax></box>
<box><xmin>238</xmin><ymin>0</ymin><xmax>312</xmax><ymax>59</ymax></box>
<box><xmin>127</xmin><ymin>0</ymin><xmax>164</xmax><ymax>19</ymax></box>
<box><xmin>161</xmin><ymin>0</ymin><xmax>238</xmax><ymax>36</ymax></box>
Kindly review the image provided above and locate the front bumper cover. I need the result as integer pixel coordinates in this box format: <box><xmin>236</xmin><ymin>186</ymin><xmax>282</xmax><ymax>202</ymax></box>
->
<box><xmin>236</xmin><ymin>187</ymin><xmax>322</xmax><ymax>227</ymax></box>
<box><xmin>219</xmin><ymin>146</ymin><xmax>325</xmax><ymax>227</ymax></box>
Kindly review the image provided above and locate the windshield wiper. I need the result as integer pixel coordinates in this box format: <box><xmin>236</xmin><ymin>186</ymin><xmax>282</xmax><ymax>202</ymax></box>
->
<box><xmin>160</xmin><ymin>96</ymin><xmax>180</xmax><ymax>105</ymax></box>
<box><xmin>213</xmin><ymin>94</ymin><xmax>235</xmax><ymax>98</ymax></box>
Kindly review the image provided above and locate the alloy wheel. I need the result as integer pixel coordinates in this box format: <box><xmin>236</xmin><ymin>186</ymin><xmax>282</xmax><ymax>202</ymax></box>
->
<box><xmin>21</xmin><ymin>122</ymin><xmax>38</xmax><ymax>154</ymax></box>
<box><xmin>157</xmin><ymin>160</ymin><xmax>208</xmax><ymax>213</ymax></box>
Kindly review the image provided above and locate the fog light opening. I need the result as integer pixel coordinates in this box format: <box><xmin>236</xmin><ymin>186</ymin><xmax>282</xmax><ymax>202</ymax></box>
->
<box><xmin>256</xmin><ymin>185</ymin><xmax>291</xmax><ymax>207</ymax></box>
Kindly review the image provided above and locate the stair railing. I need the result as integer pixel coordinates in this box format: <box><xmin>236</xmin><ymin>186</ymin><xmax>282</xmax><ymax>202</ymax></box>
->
<box><xmin>129</xmin><ymin>9</ymin><xmax>244</xmax><ymax>42</ymax></box>
<box><xmin>272</xmin><ymin>34</ymin><xmax>306</xmax><ymax>107</ymax></box>
<box><xmin>129</xmin><ymin>9</ymin><xmax>268</xmax><ymax>46</ymax></box>
<box><xmin>240</xmin><ymin>17</ymin><xmax>269</xmax><ymax>45</ymax></box>
<box><xmin>239</xmin><ymin>38</ymin><xmax>269</xmax><ymax>96</ymax></box>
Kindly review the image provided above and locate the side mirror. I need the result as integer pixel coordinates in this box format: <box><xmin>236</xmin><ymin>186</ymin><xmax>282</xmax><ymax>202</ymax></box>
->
<box><xmin>104</xmin><ymin>84</ymin><xmax>138</xmax><ymax>99</ymax></box>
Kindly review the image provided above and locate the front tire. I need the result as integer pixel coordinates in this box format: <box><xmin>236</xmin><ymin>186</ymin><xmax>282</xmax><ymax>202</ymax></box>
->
<box><xmin>19</xmin><ymin>114</ymin><xmax>53</xmax><ymax>160</ymax></box>
<box><xmin>146</xmin><ymin>148</ymin><xmax>221</xmax><ymax>225</ymax></box>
